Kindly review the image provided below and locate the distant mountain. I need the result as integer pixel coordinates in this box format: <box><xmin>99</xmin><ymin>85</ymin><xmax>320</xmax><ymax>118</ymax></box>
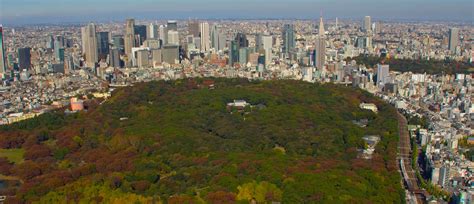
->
<box><xmin>0</xmin><ymin>78</ymin><xmax>403</xmax><ymax>203</ymax></box>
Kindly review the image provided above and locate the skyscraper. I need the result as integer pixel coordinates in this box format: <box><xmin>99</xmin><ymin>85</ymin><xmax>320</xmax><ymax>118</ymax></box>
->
<box><xmin>134</xmin><ymin>25</ymin><xmax>147</xmax><ymax>46</ymax></box>
<box><xmin>200</xmin><ymin>22</ymin><xmax>210</xmax><ymax>52</ymax></box>
<box><xmin>229</xmin><ymin>41</ymin><xmax>239</xmax><ymax>66</ymax></box>
<box><xmin>235</xmin><ymin>33</ymin><xmax>249</xmax><ymax>48</ymax></box>
<box><xmin>96</xmin><ymin>31</ymin><xmax>110</xmax><ymax>56</ymax></box>
<box><xmin>316</xmin><ymin>17</ymin><xmax>326</xmax><ymax>69</ymax></box>
<box><xmin>124</xmin><ymin>19</ymin><xmax>135</xmax><ymax>57</ymax></box>
<box><xmin>109</xmin><ymin>48</ymin><xmax>121</xmax><ymax>68</ymax></box>
<box><xmin>81</xmin><ymin>23</ymin><xmax>98</xmax><ymax>67</ymax></box>
<box><xmin>363</xmin><ymin>16</ymin><xmax>371</xmax><ymax>32</ymax></box>
<box><xmin>159</xmin><ymin>25</ymin><xmax>167</xmax><ymax>44</ymax></box>
<box><xmin>18</xmin><ymin>47</ymin><xmax>31</xmax><ymax>71</ymax></box>
<box><xmin>147</xmin><ymin>23</ymin><xmax>158</xmax><ymax>39</ymax></box>
<box><xmin>377</xmin><ymin>64</ymin><xmax>390</xmax><ymax>86</ymax></box>
<box><xmin>0</xmin><ymin>26</ymin><xmax>6</xmax><ymax>79</ymax></box>
<box><xmin>448</xmin><ymin>28</ymin><xmax>459</xmax><ymax>53</ymax></box>
<box><xmin>211</xmin><ymin>25</ymin><xmax>226</xmax><ymax>51</ymax></box>
<box><xmin>282</xmin><ymin>24</ymin><xmax>295</xmax><ymax>55</ymax></box>
<box><xmin>167</xmin><ymin>31</ymin><xmax>179</xmax><ymax>45</ymax></box>
<box><xmin>262</xmin><ymin>35</ymin><xmax>273</xmax><ymax>65</ymax></box>
<box><xmin>188</xmin><ymin>20</ymin><xmax>200</xmax><ymax>37</ymax></box>
<box><xmin>167</xmin><ymin>21</ymin><xmax>178</xmax><ymax>31</ymax></box>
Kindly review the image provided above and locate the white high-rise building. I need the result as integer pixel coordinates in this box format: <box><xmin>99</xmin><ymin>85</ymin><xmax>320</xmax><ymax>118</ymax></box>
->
<box><xmin>159</xmin><ymin>25</ymin><xmax>167</xmax><ymax>45</ymax></box>
<box><xmin>81</xmin><ymin>23</ymin><xmax>98</xmax><ymax>68</ymax></box>
<box><xmin>167</xmin><ymin>30</ymin><xmax>179</xmax><ymax>45</ymax></box>
<box><xmin>363</xmin><ymin>16</ymin><xmax>371</xmax><ymax>32</ymax></box>
<box><xmin>147</xmin><ymin>23</ymin><xmax>158</xmax><ymax>39</ymax></box>
<box><xmin>200</xmin><ymin>22</ymin><xmax>210</xmax><ymax>52</ymax></box>
<box><xmin>262</xmin><ymin>35</ymin><xmax>272</xmax><ymax>65</ymax></box>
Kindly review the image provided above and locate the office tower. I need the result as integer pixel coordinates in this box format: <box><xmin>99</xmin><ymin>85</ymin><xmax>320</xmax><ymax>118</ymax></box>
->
<box><xmin>188</xmin><ymin>20</ymin><xmax>200</xmax><ymax>37</ymax></box>
<box><xmin>239</xmin><ymin>47</ymin><xmax>249</xmax><ymax>65</ymax></box>
<box><xmin>147</xmin><ymin>23</ymin><xmax>158</xmax><ymax>39</ymax></box>
<box><xmin>363</xmin><ymin>16</ymin><xmax>371</xmax><ymax>32</ymax></box>
<box><xmin>335</xmin><ymin>17</ymin><xmax>338</xmax><ymax>30</ymax></box>
<box><xmin>229</xmin><ymin>41</ymin><xmax>239</xmax><ymax>66</ymax></box>
<box><xmin>0</xmin><ymin>26</ymin><xmax>6</xmax><ymax>79</ymax></box>
<box><xmin>81</xmin><ymin>23</ymin><xmax>98</xmax><ymax>67</ymax></box>
<box><xmin>316</xmin><ymin>16</ymin><xmax>326</xmax><ymax>69</ymax></box>
<box><xmin>167</xmin><ymin>31</ymin><xmax>179</xmax><ymax>45</ymax></box>
<box><xmin>56</xmin><ymin>48</ymin><xmax>65</xmax><ymax>62</ymax></box>
<box><xmin>377</xmin><ymin>64</ymin><xmax>390</xmax><ymax>86</ymax></box>
<box><xmin>256</xmin><ymin>33</ymin><xmax>263</xmax><ymax>50</ymax></box>
<box><xmin>151</xmin><ymin>49</ymin><xmax>162</xmax><ymax>66</ymax></box>
<box><xmin>167</xmin><ymin>21</ymin><xmax>178</xmax><ymax>31</ymax></box>
<box><xmin>136</xmin><ymin>49</ymin><xmax>149</xmax><ymax>67</ymax></box>
<box><xmin>262</xmin><ymin>36</ymin><xmax>272</xmax><ymax>65</ymax></box>
<box><xmin>134</xmin><ymin>25</ymin><xmax>147</xmax><ymax>46</ymax></box>
<box><xmin>448</xmin><ymin>28</ymin><xmax>459</xmax><ymax>53</ymax></box>
<box><xmin>124</xmin><ymin>19</ymin><xmax>135</xmax><ymax>57</ymax></box>
<box><xmin>211</xmin><ymin>25</ymin><xmax>226</xmax><ymax>51</ymax></box>
<box><xmin>262</xmin><ymin>35</ymin><xmax>272</xmax><ymax>51</ymax></box>
<box><xmin>97</xmin><ymin>31</ymin><xmax>110</xmax><ymax>56</ymax></box>
<box><xmin>235</xmin><ymin>33</ymin><xmax>249</xmax><ymax>48</ymax></box>
<box><xmin>374</xmin><ymin>22</ymin><xmax>382</xmax><ymax>34</ymax></box>
<box><xmin>162</xmin><ymin>45</ymin><xmax>179</xmax><ymax>64</ymax></box>
<box><xmin>439</xmin><ymin>166</ymin><xmax>450</xmax><ymax>187</ymax></box>
<box><xmin>143</xmin><ymin>39</ymin><xmax>161</xmax><ymax>49</ymax></box>
<box><xmin>112</xmin><ymin>35</ymin><xmax>124</xmax><ymax>52</ymax></box>
<box><xmin>200</xmin><ymin>22</ymin><xmax>210</xmax><ymax>52</ymax></box>
<box><xmin>47</xmin><ymin>35</ymin><xmax>54</xmax><ymax>49</ymax></box>
<box><xmin>159</xmin><ymin>25</ymin><xmax>167</xmax><ymax>44</ymax></box>
<box><xmin>18</xmin><ymin>47</ymin><xmax>31</xmax><ymax>71</ymax></box>
<box><xmin>109</xmin><ymin>48</ymin><xmax>121</xmax><ymax>68</ymax></box>
<box><xmin>282</xmin><ymin>24</ymin><xmax>295</xmax><ymax>54</ymax></box>
<box><xmin>194</xmin><ymin>37</ymin><xmax>202</xmax><ymax>50</ymax></box>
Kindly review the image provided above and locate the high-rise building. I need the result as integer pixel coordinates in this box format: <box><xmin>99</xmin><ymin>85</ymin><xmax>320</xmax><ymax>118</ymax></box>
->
<box><xmin>316</xmin><ymin>16</ymin><xmax>326</xmax><ymax>69</ymax></box>
<box><xmin>167</xmin><ymin>21</ymin><xmax>178</xmax><ymax>31</ymax></box>
<box><xmin>282</xmin><ymin>24</ymin><xmax>295</xmax><ymax>55</ymax></box>
<box><xmin>109</xmin><ymin>48</ymin><xmax>121</xmax><ymax>68</ymax></box>
<box><xmin>363</xmin><ymin>16</ymin><xmax>371</xmax><ymax>32</ymax></box>
<box><xmin>448</xmin><ymin>28</ymin><xmax>459</xmax><ymax>53</ymax></box>
<box><xmin>124</xmin><ymin>19</ymin><xmax>136</xmax><ymax>57</ymax></box>
<box><xmin>200</xmin><ymin>22</ymin><xmax>210</xmax><ymax>52</ymax></box>
<box><xmin>159</xmin><ymin>25</ymin><xmax>167</xmax><ymax>44</ymax></box>
<box><xmin>136</xmin><ymin>49</ymin><xmax>149</xmax><ymax>68</ymax></box>
<box><xmin>167</xmin><ymin>31</ymin><xmax>179</xmax><ymax>45</ymax></box>
<box><xmin>112</xmin><ymin>35</ymin><xmax>124</xmax><ymax>52</ymax></box>
<box><xmin>262</xmin><ymin>35</ymin><xmax>273</xmax><ymax>65</ymax></box>
<box><xmin>188</xmin><ymin>20</ymin><xmax>200</xmax><ymax>37</ymax></box>
<box><xmin>229</xmin><ymin>41</ymin><xmax>239</xmax><ymax>66</ymax></box>
<box><xmin>235</xmin><ymin>33</ymin><xmax>249</xmax><ymax>48</ymax></box>
<box><xmin>134</xmin><ymin>25</ymin><xmax>147</xmax><ymax>46</ymax></box>
<box><xmin>0</xmin><ymin>26</ymin><xmax>7</xmax><ymax>79</ymax></box>
<box><xmin>56</xmin><ymin>48</ymin><xmax>65</xmax><ymax>62</ymax></box>
<box><xmin>147</xmin><ymin>23</ymin><xmax>158</xmax><ymax>39</ymax></box>
<box><xmin>211</xmin><ymin>25</ymin><xmax>226</xmax><ymax>51</ymax></box>
<box><xmin>97</xmin><ymin>31</ymin><xmax>110</xmax><ymax>56</ymax></box>
<box><xmin>377</xmin><ymin>64</ymin><xmax>390</xmax><ymax>86</ymax></box>
<box><xmin>239</xmin><ymin>47</ymin><xmax>249</xmax><ymax>65</ymax></box>
<box><xmin>162</xmin><ymin>45</ymin><xmax>179</xmax><ymax>64</ymax></box>
<box><xmin>81</xmin><ymin>23</ymin><xmax>98</xmax><ymax>67</ymax></box>
<box><xmin>18</xmin><ymin>47</ymin><xmax>31</xmax><ymax>71</ymax></box>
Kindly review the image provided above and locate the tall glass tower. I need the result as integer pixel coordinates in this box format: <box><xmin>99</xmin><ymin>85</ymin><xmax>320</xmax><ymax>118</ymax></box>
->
<box><xmin>0</xmin><ymin>26</ymin><xmax>6</xmax><ymax>79</ymax></box>
<box><xmin>282</xmin><ymin>24</ymin><xmax>295</xmax><ymax>55</ymax></box>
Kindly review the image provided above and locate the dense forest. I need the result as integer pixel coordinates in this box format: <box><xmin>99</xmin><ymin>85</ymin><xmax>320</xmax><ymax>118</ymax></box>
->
<box><xmin>347</xmin><ymin>55</ymin><xmax>473</xmax><ymax>74</ymax></box>
<box><xmin>0</xmin><ymin>78</ymin><xmax>404</xmax><ymax>203</ymax></box>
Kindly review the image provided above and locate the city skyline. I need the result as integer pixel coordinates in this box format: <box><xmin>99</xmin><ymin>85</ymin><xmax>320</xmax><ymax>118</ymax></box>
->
<box><xmin>1</xmin><ymin>0</ymin><xmax>473</xmax><ymax>25</ymax></box>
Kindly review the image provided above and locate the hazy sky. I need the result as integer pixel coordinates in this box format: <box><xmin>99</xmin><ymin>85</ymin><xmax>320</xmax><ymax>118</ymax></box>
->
<box><xmin>1</xmin><ymin>0</ymin><xmax>473</xmax><ymax>24</ymax></box>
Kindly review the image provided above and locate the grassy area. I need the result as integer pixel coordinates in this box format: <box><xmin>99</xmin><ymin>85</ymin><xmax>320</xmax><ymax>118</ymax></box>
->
<box><xmin>0</xmin><ymin>148</ymin><xmax>25</xmax><ymax>164</ymax></box>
